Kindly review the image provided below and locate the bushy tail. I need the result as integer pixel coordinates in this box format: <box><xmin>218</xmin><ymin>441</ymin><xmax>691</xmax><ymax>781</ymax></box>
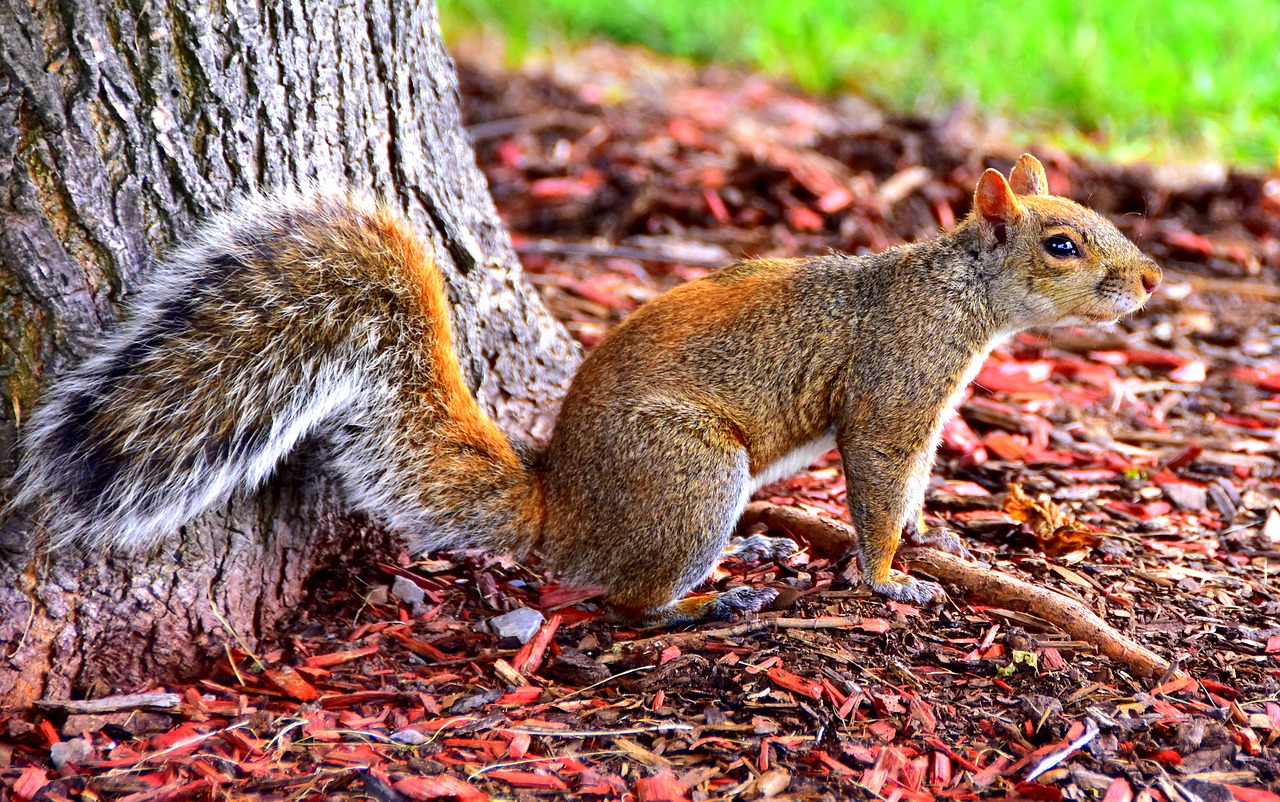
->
<box><xmin>12</xmin><ymin>190</ymin><xmax>543</xmax><ymax>553</ymax></box>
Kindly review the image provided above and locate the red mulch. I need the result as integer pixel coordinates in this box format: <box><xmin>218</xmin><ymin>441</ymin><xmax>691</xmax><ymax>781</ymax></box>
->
<box><xmin>5</xmin><ymin>42</ymin><xmax>1280</xmax><ymax>802</ymax></box>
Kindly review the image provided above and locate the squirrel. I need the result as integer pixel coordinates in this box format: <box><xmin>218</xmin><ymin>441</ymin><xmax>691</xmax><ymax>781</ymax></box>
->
<box><xmin>11</xmin><ymin>154</ymin><xmax>1160</xmax><ymax>626</ymax></box>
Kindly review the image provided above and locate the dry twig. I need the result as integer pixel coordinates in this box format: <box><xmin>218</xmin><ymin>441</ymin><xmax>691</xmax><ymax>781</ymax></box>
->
<box><xmin>620</xmin><ymin>615</ymin><xmax>866</xmax><ymax>656</ymax></box>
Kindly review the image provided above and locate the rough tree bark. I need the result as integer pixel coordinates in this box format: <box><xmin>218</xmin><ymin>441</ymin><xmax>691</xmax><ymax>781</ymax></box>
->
<box><xmin>0</xmin><ymin>0</ymin><xmax>580</xmax><ymax>708</ymax></box>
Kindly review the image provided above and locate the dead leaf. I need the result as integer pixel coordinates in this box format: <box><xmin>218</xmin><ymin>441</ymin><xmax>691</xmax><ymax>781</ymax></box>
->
<box><xmin>1004</xmin><ymin>485</ymin><xmax>1100</xmax><ymax>556</ymax></box>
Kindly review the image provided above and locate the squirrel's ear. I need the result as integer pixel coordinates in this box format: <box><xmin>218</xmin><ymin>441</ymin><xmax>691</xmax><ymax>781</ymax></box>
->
<box><xmin>975</xmin><ymin>168</ymin><xmax>1021</xmax><ymax>227</ymax></box>
<box><xmin>1009</xmin><ymin>154</ymin><xmax>1049</xmax><ymax>196</ymax></box>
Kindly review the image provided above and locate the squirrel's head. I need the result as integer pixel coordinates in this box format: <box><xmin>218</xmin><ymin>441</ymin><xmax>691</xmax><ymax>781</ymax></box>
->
<box><xmin>972</xmin><ymin>154</ymin><xmax>1162</xmax><ymax>330</ymax></box>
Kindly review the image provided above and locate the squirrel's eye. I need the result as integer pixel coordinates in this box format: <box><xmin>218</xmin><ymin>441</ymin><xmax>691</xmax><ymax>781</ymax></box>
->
<box><xmin>1043</xmin><ymin>234</ymin><xmax>1081</xmax><ymax>259</ymax></box>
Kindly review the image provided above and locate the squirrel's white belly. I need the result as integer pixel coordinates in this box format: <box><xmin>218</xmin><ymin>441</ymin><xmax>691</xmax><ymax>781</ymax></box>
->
<box><xmin>748</xmin><ymin>430</ymin><xmax>838</xmax><ymax>492</ymax></box>
<box><xmin>944</xmin><ymin>341</ymin><xmax>1005</xmax><ymax>423</ymax></box>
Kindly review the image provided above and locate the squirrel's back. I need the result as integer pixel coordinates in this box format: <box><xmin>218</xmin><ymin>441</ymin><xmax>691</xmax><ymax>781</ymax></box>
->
<box><xmin>13</xmin><ymin>190</ymin><xmax>541</xmax><ymax>553</ymax></box>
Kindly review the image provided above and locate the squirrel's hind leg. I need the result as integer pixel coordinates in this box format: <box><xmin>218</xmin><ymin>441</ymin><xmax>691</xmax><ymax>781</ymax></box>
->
<box><xmin>663</xmin><ymin>531</ymin><xmax>798</xmax><ymax>624</ymax></box>
<box><xmin>607</xmin><ymin>466</ymin><xmax>782</xmax><ymax>626</ymax></box>
<box><xmin>546</xmin><ymin>411</ymin><xmax>777</xmax><ymax>628</ymax></box>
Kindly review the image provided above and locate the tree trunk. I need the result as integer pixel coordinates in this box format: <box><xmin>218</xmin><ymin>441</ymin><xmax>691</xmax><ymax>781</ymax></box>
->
<box><xmin>0</xmin><ymin>0</ymin><xmax>580</xmax><ymax>708</ymax></box>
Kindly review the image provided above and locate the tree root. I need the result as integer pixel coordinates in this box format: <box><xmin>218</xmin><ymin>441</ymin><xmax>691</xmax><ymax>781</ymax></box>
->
<box><xmin>903</xmin><ymin>548</ymin><xmax>1174</xmax><ymax>678</ymax></box>
<box><xmin>741</xmin><ymin>501</ymin><xmax>1175</xmax><ymax>679</ymax></box>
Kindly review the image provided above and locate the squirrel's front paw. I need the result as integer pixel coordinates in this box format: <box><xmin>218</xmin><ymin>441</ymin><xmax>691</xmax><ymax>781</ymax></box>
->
<box><xmin>866</xmin><ymin>573</ymin><xmax>943</xmax><ymax>605</ymax></box>
<box><xmin>723</xmin><ymin>533</ymin><xmax>799</xmax><ymax>563</ymax></box>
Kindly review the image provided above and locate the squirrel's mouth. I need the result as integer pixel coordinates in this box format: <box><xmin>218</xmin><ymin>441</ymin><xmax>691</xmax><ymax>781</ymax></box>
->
<box><xmin>1057</xmin><ymin>302</ymin><xmax>1141</xmax><ymax>328</ymax></box>
<box><xmin>1077</xmin><ymin>286</ymin><xmax>1152</xmax><ymax>322</ymax></box>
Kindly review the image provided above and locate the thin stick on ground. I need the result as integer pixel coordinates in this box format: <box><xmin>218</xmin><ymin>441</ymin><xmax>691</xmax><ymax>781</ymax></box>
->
<box><xmin>740</xmin><ymin>501</ymin><xmax>1175</xmax><ymax>679</ymax></box>
<box><xmin>620</xmin><ymin>615</ymin><xmax>867</xmax><ymax>656</ymax></box>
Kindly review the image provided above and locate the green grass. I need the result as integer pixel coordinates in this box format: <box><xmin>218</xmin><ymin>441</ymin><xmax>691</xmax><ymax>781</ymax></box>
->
<box><xmin>440</xmin><ymin>0</ymin><xmax>1280</xmax><ymax>168</ymax></box>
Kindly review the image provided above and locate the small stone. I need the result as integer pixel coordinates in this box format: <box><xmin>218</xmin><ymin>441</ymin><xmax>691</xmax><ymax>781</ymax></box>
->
<box><xmin>488</xmin><ymin>607</ymin><xmax>545</xmax><ymax>643</ymax></box>
<box><xmin>50</xmin><ymin>737</ymin><xmax>92</xmax><ymax>769</ymax></box>
<box><xmin>390</xmin><ymin>576</ymin><xmax>426</xmax><ymax>605</ymax></box>
<box><xmin>390</xmin><ymin>728</ymin><xmax>431</xmax><ymax>745</ymax></box>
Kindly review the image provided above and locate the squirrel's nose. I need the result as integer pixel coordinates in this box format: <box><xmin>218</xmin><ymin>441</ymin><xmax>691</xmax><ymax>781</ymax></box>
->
<box><xmin>1140</xmin><ymin>262</ymin><xmax>1162</xmax><ymax>294</ymax></box>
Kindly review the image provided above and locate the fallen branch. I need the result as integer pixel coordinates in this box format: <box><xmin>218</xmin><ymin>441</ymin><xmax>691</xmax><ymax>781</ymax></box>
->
<box><xmin>34</xmin><ymin>692</ymin><xmax>182</xmax><ymax>714</ymax></box>
<box><xmin>741</xmin><ymin>501</ymin><xmax>1175</xmax><ymax>679</ymax></box>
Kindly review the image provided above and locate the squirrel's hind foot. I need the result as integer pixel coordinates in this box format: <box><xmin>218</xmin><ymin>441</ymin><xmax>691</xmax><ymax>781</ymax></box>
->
<box><xmin>702</xmin><ymin>586</ymin><xmax>780</xmax><ymax>619</ymax></box>
<box><xmin>617</xmin><ymin>586</ymin><xmax>779</xmax><ymax>628</ymax></box>
<box><xmin>866</xmin><ymin>573</ymin><xmax>943</xmax><ymax>606</ymax></box>
<box><xmin>722</xmin><ymin>533</ymin><xmax>798</xmax><ymax>563</ymax></box>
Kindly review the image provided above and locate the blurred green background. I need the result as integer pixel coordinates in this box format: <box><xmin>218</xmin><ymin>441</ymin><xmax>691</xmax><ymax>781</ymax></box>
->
<box><xmin>440</xmin><ymin>0</ymin><xmax>1280</xmax><ymax>168</ymax></box>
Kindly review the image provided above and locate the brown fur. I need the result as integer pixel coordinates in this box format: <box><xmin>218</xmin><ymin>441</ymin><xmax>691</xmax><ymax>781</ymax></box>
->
<box><xmin>15</xmin><ymin>157</ymin><xmax>1160</xmax><ymax>626</ymax></box>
